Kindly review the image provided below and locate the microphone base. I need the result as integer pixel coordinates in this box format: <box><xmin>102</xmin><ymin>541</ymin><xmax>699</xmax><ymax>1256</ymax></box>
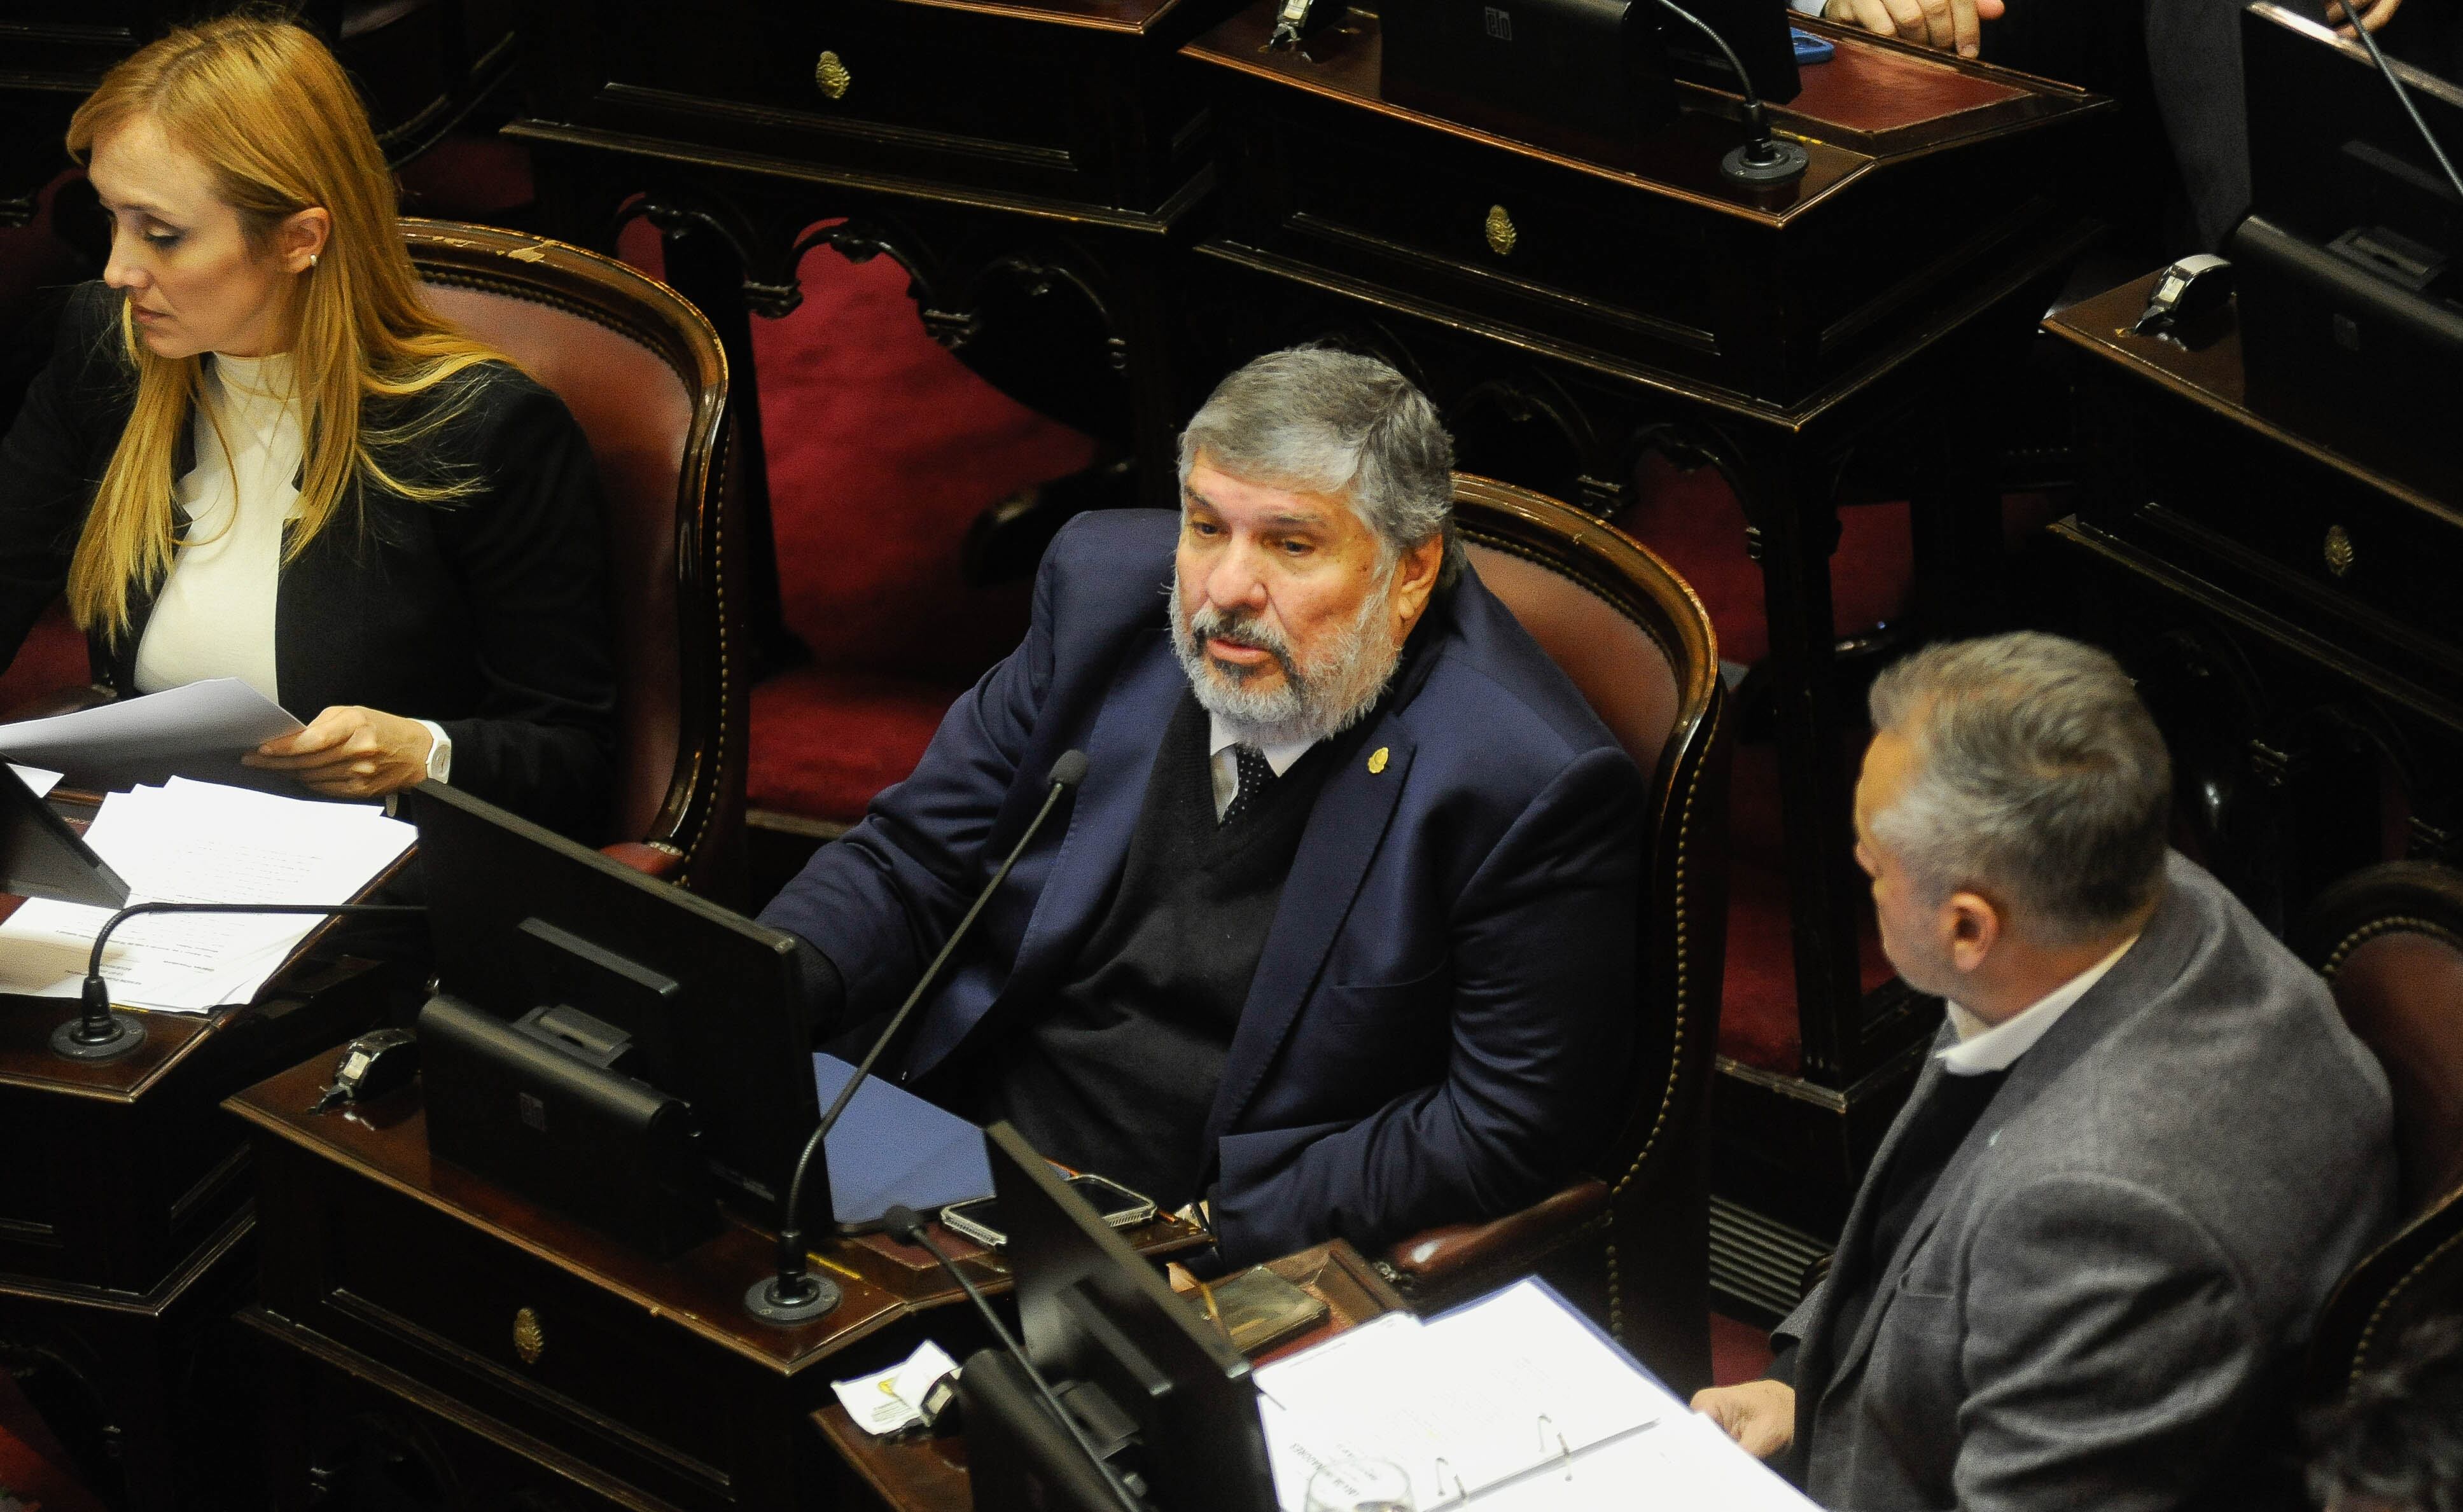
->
<box><xmin>744</xmin><ymin>1272</ymin><xmax>842</xmax><ymax>1326</ymax></box>
<box><xmin>1722</xmin><ymin>138</ymin><xmax>1810</xmax><ymax>184</ymax></box>
<box><xmin>52</xmin><ymin>1011</ymin><xmax>144</xmax><ymax>1062</ymax></box>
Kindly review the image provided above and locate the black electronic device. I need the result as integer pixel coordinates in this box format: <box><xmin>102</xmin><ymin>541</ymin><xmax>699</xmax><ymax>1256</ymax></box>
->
<box><xmin>746</xmin><ymin>749</ymin><xmax>1088</xmax><ymax>1328</ymax></box>
<box><xmin>963</xmin><ymin>1122</ymin><xmax>1274</xmax><ymax>1512</ymax></box>
<box><xmin>399</xmin><ymin>782</ymin><xmax>818</xmax><ymax>1231</ymax></box>
<box><xmin>1382</xmin><ymin>0</ymin><xmax>1800</xmax><ymax>174</ymax></box>
<box><xmin>940</xmin><ymin>1174</ymin><xmax>1157</xmax><ymax>1249</ymax></box>
<box><xmin>2230</xmin><ymin>1</ymin><xmax>2463</xmax><ymax>498</ymax></box>
<box><xmin>2133</xmin><ymin>253</ymin><xmax>2236</xmax><ymax>335</ymax></box>
<box><xmin>312</xmin><ymin>1026</ymin><xmax>421</xmax><ymax>1113</ymax></box>
<box><xmin>418</xmin><ymin>993</ymin><xmax>715</xmax><ymax>1256</ymax></box>
<box><xmin>0</xmin><ymin>765</ymin><xmax>127</xmax><ymax>910</ymax></box>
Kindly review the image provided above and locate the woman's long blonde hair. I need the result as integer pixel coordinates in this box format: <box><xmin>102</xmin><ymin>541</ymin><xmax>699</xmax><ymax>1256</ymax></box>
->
<box><xmin>64</xmin><ymin>14</ymin><xmax>503</xmax><ymax>639</ymax></box>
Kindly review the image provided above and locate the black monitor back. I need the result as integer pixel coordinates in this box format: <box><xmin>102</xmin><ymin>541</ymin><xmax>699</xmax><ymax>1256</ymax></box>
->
<box><xmin>403</xmin><ymin>782</ymin><xmax>818</xmax><ymax>1219</ymax></box>
<box><xmin>2233</xmin><ymin>1</ymin><xmax>2463</xmax><ymax>499</ymax></box>
<box><xmin>986</xmin><ymin>1123</ymin><xmax>1273</xmax><ymax>1512</ymax></box>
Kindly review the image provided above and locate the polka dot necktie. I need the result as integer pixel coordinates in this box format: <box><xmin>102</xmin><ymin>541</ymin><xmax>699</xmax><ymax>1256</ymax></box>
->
<box><xmin>1222</xmin><ymin>744</ymin><xmax>1275</xmax><ymax>825</ymax></box>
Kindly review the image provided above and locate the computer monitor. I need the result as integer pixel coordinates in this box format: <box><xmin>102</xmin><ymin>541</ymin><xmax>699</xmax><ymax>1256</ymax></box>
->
<box><xmin>2231</xmin><ymin>1</ymin><xmax>2463</xmax><ymax>498</ymax></box>
<box><xmin>401</xmin><ymin>782</ymin><xmax>818</xmax><ymax>1224</ymax></box>
<box><xmin>0</xmin><ymin>765</ymin><xmax>128</xmax><ymax>909</ymax></box>
<box><xmin>965</xmin><ymin>1121</ymin><xmax>1276</xmax><ymax>1512</ymax></box>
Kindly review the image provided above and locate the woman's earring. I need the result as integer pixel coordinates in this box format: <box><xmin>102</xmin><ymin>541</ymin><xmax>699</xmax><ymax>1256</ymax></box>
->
<box><xmin>308</xmin><ymin>253</ymin><xmax>319</xmax><ymax>268</ymax></box>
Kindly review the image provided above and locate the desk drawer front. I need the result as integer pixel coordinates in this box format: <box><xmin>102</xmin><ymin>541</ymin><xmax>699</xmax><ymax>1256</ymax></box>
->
<box><xmin>549</xmin><ymin>0</ymin><xmax>1194</xmax><ymax>209</ymax></box>
<box><xmin>299</xmin><ymin>1172</ymin><xmax>736</xmax><ymax>1507</ymax></box>
<box><xmin>1227</xmin><ymin>113</ymin><xmax>1749</xmax><ymax>382</ymax></box>
<box><xmin>2098</xmin><ymin>389</ymin><xmax>2463</xmax><ymax>656</ymax></box>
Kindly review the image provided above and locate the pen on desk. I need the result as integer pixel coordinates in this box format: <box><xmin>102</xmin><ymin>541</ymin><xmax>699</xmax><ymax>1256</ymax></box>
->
<box><xmin>1197</xmin><ymin>1275</ymin><xmax>1229</xmax><ymax>1341</ymax></box>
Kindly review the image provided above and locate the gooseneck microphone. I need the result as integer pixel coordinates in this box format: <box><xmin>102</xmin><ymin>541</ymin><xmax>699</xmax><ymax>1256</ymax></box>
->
<box><xmin>746</xmin><ymin>750</ymin><xmax>1090</xmax><ymax>1326</ymax></box>
<box><xmin>55</xmin><ymin>901</ymin><xmax>429</xmax><ymax>1061</ymax></box>
<box><xmin>1657</xmin><ymin>0</ymin><xmax>1811</xmax><ymax>185</ymax></box>
<box><xmin>879</xmin><ymin>1203</ymin><xmax>1146</xmax><ymax>1512</ymax></box>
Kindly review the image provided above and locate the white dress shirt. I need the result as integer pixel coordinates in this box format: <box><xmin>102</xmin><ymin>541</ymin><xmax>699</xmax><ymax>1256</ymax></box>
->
<box><xmin>1939</xmin><ymin>932</ymin><xmax>2140</xmax><ymax>1076</ymax></box>
<box><xmin>130</xmin><ymin>352</ymin><xmax>454</xmax><ymax>781</ymax></box>
<box><xmin>1206</xmin><ymin>714</ymin><xmax>1318</xmax><ymax>821</ymax></box>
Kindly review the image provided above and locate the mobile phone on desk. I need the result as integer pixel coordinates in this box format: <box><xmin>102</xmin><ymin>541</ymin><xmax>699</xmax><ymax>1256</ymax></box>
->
<box><xmin>941</xmin><ymin>1173</ymin><xmax>1157</xmax><ymax>1248</ymax></box>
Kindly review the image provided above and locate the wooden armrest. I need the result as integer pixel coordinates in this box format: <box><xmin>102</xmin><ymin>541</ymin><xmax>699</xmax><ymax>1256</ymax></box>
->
<box><xmin>1381</xmin><ymin>1178</ymin><xmax>1610</xmax><ymax>1286</ymax></box>
<box><xmin>600</xmin><ymin>841</ymin><xmax>686</xmax><ymax>880</ymax></box>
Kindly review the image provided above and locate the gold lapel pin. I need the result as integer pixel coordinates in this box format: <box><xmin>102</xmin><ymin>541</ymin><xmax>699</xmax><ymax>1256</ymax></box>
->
<box><xmin>1368</xmin><ymin>747</ymin><xmax>1390</xmax><ymax>774</ymax></box>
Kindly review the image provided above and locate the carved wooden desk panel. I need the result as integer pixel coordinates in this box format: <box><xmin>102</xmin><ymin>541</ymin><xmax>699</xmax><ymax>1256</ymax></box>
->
<box><xmin>229</xmin><ymin>1053</ymin><xmax>1210</xmax><ymax>1512</ymax></box>
<box><xmin>0</xmin><ymin>786</ymin><xmax>396</xmax><ymax>1511</ymax></box>
<box><xmin>2046</xmin><ymin>274</ymin><xmax>2463</xmax><ymax>934</ymax></box>
<box><xmin>1182</xmin><ymin>4</ymin><xmax>2105</xmax><ymax>1254</ymax></box>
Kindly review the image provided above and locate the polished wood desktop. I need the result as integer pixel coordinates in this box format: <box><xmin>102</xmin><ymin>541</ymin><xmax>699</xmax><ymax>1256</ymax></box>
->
<box><xmin>228</xmin><ymin>1053</ymin><xmax>1213</xmax><ymax>1512</ymax></box>
<box><xmin>2046</xmin><ymin>275</ymin><xmax>2463</xmax><ymax>931</ymax></box>
<box><xmin>0</xmin><ymin>791</ymin><xmax>398</xmax><ymax>1511</ymax></box>
<box><xmin>813</xmin><ymin>1240</ymin><xmax>1405</xmax><ymax>1512</ymax></box>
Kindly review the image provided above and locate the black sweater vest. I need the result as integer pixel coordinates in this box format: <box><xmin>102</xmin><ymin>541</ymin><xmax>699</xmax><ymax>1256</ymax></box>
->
<box><xmin>959</xmin><ymin>691</ymin><xmax>1339</xmax><ymax>1209</ymax></box>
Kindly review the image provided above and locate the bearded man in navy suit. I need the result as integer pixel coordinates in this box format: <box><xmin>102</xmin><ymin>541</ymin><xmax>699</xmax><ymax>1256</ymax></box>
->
<box><xmin>759</xmin><ymin>347</ymin><xmax>1644</xmax><ymax>1265</ymax></box>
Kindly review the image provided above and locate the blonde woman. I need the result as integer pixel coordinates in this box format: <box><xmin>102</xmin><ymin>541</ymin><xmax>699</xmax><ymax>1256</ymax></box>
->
<box><xmin>0</xmin><ymin>16</ymin><xmax>613</xmax><ymax>836</ymax></box>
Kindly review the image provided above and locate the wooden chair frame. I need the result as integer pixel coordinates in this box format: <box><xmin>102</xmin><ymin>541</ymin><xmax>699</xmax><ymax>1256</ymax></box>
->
<box><xmin>403</xmin><ymin>219</ymin><xmax>746</xmax><ymax>896</ymax></box>
<box><xmin>2296</xmin><ymin>861</ymin><xmax>2463</xmax><ymax>1403</ymax></box>
<box><xmin>1376</xmin><ymin>475</ymin><xmax>1729</xmax><ymax>1390</ymax></box>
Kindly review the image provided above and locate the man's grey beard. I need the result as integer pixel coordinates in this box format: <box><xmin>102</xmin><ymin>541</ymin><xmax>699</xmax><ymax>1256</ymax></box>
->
<box><xmin>1168</xmin><ymin>575</ymin><xmax>1402</xmax><ymax>749</ymax></box>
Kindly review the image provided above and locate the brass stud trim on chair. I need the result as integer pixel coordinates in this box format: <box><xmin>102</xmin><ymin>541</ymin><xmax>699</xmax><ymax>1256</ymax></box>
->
<box><xmin>1484</xmin><ymin>205</ymin><xmax>1518</xmax><ymax>257</ymax></box>
<box><xmin>513</xmin><ymin>1307</ymin><xmax>545</xmax><ymax>1365</ymax></box>
<box><xmin>814</xmin><ymin>51</ymin><xmax>852</xmax><ymax>100</ymax></box>
<box><xmin>2324</xmin><ymin>524</ymin><xmax>2356</xmax><ymax>578</ymax></box>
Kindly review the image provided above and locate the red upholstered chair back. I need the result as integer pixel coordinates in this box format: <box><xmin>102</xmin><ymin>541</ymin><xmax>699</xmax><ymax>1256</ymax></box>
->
<box><xmin>1405</xmin><ymin>475</ymin><xmax>1729</xmax><ymax>1384</ymax></box>
<box><xmin>405</xmin><ymin>221</ymin><xmax>746</xmax><ymax>897</ymax></box>
<box><xmin>2296</xmin><ymin>862</ymin><xmax>2463</xmax><ymax>1401</ymax></box>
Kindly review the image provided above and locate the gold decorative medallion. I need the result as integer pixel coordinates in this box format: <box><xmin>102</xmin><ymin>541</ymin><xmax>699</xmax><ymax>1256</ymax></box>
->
<box><xmin>814</xmin><ymin>50</ymin><xmax>852</xmax><ymax>100</ymax></box>
<box><xmin>1483</xmin><ymin>205</ymin><xmax>1517</xmax><ymax>257</ymax></box>
<box><xmin>2324</xmin><ymin>524</ymin><xmax>2355</xmax><ymax>578</ymax></box>
<box><xmin>1368</xmin><ymin>747</ymin><xmax>1390</xmax><ymax>774</ymax></box>
<box><xmin>512</xmin><ymin>1307</ymin><xmax>545</xmax><ymax>1365</ymax></box>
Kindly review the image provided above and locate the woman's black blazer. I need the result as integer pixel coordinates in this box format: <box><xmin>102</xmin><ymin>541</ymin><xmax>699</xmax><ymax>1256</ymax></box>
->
<box><xmin>0</xmin><ymin>282</ymin><xmax>616</xmax><ymax>839</ymax></box>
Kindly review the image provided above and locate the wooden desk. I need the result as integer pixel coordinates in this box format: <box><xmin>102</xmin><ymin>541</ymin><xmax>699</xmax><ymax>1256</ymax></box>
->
<box><xmin>506</xmin><ymin>0</ymin><xmax>1243</xmax><ymax>659</ymax></box>
<box><xmin>1178</xmin><ymin>3</ymin><xmax>2105</xmax><ymax>1264</ymax></box>
<box><xmin>227</xmin><ymin>1053</ymin><xmax>1212</xmax><ymax>1512</ymax></box>
<box><xmin>814</xmin><ymin>1240</ymin><xmax>1406</xmax><ymax>1512</ymax></box>
<box><xmin>2044</xmin><ymin>275</ymin><xmax>2463</xmax><ymax>927</ymax></box>
<box><xmin>0</xmin><ymin>793</ymin><xmax>398</xmax><ymax>1510</ymax></box>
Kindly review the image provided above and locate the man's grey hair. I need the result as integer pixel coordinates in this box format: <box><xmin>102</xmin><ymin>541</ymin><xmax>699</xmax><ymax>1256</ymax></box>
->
<box><xmin>1867</xmin><ymin>632</ymin><xmax>2172</xmax><ymax>943</ymax></box>
<box><xmin>1177</xmin><ymin>347</ymin><xmax>1465</xmax><ymax>590</ymax></box>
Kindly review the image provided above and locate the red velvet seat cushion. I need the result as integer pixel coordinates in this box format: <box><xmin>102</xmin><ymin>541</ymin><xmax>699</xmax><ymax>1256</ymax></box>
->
<box><xmin>747</xmin><ymin>669</ymin><xmax>963</xmax><ymax>823</ymax></box>
<box><xmin>616</xmin><ymin>223</ymin><xmax>1099</xmax><ymax>828</ymax></box>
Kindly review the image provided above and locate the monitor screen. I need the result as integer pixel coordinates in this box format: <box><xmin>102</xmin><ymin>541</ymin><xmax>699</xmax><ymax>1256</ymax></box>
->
<box><xmin>987</xmin><ymin>1121</ymin><xmax>1275</xmax><ymax>1512</ymax></box>
<box><xmin>402</xmin><ymin>782</ymin><xmax>818</xmax><ymax>1217</ymax></box>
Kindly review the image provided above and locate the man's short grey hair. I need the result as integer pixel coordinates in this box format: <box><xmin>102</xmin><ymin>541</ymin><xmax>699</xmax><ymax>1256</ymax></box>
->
<box><xmin>1178</xmin><ymin>347</ymin><xmax>1465</xmax><ymax>589</ymax></box>
<box><xmin>1868</xmin><ymin>632</ymin><xmax>2172</xmax><ymax>942</ymax></box>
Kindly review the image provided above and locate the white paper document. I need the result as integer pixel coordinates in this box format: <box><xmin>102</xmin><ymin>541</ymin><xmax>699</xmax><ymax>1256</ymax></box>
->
<box><xmin>0</xmin><ymin>679</ymin><xmax>302</xmax><ymax>771</ymax></box>
<box><xmin>7</xmin><ymin>765</ymin><xmax>61</xmax><ymax>799</ymax></box>
<box><xmin>1254</xmin><ymin>1280</ymin><xmax>1817</xmax><ymax>1511</ymax></box>
<box><xmin>0</xmin><ymin>777</ymin><xmax>414</xmax><ymax>1013</ymax></box>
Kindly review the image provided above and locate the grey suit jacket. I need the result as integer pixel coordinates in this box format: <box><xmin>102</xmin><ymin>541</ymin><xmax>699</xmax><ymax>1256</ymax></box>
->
<box><xmin>1775</xmin><ymin>852</ymin><xmax>2394</xmax><ymax>1512</ymax></box>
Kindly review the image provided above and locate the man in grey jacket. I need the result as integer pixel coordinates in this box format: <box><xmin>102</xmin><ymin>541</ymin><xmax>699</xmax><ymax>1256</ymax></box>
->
<box><xmin>1692</xmin><ymin>632</ymin><xmax>2394</xmax><ymax>1511</ymax></box>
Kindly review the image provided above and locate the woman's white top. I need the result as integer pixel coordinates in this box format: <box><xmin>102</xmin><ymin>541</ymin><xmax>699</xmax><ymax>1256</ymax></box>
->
<box><xmin>132</xmin><ymin>352</ymin><xmax>301</xmax><ymax>704</ymax></box>
<box><xmin>129</xmin><ymin>352</ymin><xmax>452</xmax><ymax>779</ymax></box>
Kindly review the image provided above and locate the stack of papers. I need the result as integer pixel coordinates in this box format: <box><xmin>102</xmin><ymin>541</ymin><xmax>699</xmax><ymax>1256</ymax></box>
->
<box><xmin>0</xmin><ymin>777</ymin><xmax>415</xmax><ymax>1013</ymax></box>
<box><xmin>1255</xmin><ymin>1280</ymin><xmax>1815</xmax><ymax>1511</ymax></box>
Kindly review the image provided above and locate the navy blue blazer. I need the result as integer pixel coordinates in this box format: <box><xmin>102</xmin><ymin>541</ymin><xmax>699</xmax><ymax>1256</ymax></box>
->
<box><xmin>758</xmin><ymin>509</ymin><xmax>1645</xmax><ymax>1264</ymax></box>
